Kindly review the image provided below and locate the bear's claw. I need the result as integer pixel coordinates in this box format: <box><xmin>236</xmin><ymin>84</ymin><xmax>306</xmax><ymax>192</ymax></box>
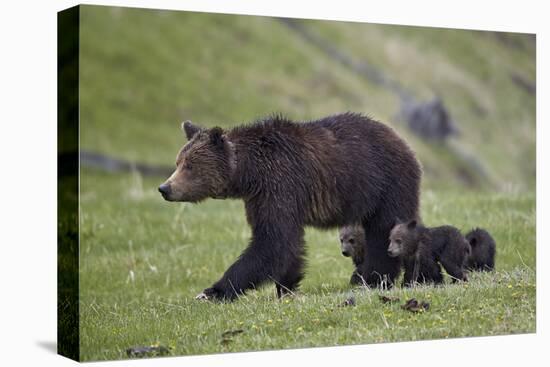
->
<box><xmin>196</xmin><ymin>287</ymin><xmax>221</xmax><ymax>301</ymax></box>
<box><xmin>195</xmin><ymin>292</ymin><xmax>209</xmax><ymax>300</ymax></box>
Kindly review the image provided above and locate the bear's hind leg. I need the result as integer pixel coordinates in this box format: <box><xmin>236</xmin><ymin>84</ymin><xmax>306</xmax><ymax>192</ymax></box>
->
<box><xmin>275</xmin><ymin>253</ymin><xmax>305</xmax><ymax>298</ymax></box>
<box><xmin>357</xmin><ymin>227</ymin><xmax>401</xmax><ymax>289</ymax></box>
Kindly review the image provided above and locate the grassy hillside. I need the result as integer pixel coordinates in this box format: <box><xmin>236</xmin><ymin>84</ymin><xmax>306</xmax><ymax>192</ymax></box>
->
<box><xmin>79</xmin><ymin>5</ymin><xmax>535</xmax><ymax>191</ymax></box>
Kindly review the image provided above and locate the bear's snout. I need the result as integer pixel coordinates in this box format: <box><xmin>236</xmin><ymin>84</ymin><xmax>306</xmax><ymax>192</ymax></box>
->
<box><xmin>158</xmin><ymin>183</ymin><xmax>171</xmax><ymax>199</ymax></box>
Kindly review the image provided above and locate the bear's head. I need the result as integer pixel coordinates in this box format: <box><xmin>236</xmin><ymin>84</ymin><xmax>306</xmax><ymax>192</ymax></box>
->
<box><xmin>388</xmin><ymin>219</ymin><xmax>421</xmax><ymax>258</ymax></box>
<box><xmin>464</xmin><ymin>233</ymin><xmax>480</xmax><ymax>266</ymax></box>
<box><xmin>339</xmin><ymin>225</ymin><xmax>364</xmax><ymax>258</ymax></box>
<box><xmin>158</xmin><ymin>121</ymin><xmax>236</xmax><ymax>203</ymax></box>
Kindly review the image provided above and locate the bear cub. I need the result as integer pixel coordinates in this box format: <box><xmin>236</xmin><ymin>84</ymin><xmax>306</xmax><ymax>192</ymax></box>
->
<box><xmin>388</xmin><ymin>219</ymin><xmax>470</xmax><ymax>286</ymax></box>
<box><xmin>464</xmin><ymin>228</ymin><xmax>496</xmax><ymax>271</ymax></box>
<box><xmin>339</xmin><ymin>225</ymin><xmax>366</xmax><ymax>285</ymax></box>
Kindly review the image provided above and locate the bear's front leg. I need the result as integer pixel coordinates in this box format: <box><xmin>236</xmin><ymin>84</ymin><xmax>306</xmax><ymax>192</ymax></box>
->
<box><xmin>195</xmin><ymin>287</ymin><xmax>228</xmax><ymax>301</ymax></box>
<box><xmin>197</xmin><ymin>223</ymin><xmax>304</xmax><ymax>302</ymax></box>
<box><xmin>401</xmin><ymin>257</ymin><xmax>417</xmax><ymax>287</ymax></box>
<box><xmin>195</xmin><ymin>248</ymin><xmax>268</xmax><ymax>301</ymax></box>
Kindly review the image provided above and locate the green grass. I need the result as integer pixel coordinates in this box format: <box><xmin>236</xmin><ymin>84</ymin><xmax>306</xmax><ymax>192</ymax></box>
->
<box><xmin>79</xmin><ymin>170</ymin><xmax>535</xmax><ymax>361</ymax></box>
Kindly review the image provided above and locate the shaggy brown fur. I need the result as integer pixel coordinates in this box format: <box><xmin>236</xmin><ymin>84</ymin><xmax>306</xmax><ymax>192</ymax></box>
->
<box><xmin>159</xmin><ymin>113</ymin><xmax>421</xmax><ymax>300</ymax></box>
<box><xmin>388</xmin><ymin>220</ymin><xmax>470</xmax><ymax>286</ymax></box>
<box><xmin>465</xmin><ymin>228</ymin><xmax>496</xmax><ymax>271</ymax></box>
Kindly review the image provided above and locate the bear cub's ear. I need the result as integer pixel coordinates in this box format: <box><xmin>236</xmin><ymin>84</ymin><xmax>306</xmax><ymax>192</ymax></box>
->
<box><xmin>469</xmin><ymin>237</ymin><xmax>477</xmax><ymax>247</ymax></box>
<box><xmin>181</xmin><ymin>120</ymin><xmax>202</xmax><ymax>140</ymax></box>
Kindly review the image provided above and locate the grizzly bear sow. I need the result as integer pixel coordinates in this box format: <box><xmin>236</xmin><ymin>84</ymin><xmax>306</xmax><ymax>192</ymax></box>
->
<box><xmin>159</xmin><ymin>113</ymin><xmax>421</xmax><ymax>300</ymax></box>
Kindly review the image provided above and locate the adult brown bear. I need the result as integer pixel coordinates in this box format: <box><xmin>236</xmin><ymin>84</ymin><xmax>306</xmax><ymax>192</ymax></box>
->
<box><xmin>159</xmin><ymin>113</ymin><xmax>421</xmax><ymax>301</ymax></box>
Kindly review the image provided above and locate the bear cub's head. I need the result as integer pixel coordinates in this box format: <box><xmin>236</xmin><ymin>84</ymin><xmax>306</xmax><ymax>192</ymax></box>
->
<box><xmin>158</xmin><ymin>121</ymin><xmax>236</xmax><ymax>203</ymax></box>
<box><xmin>388</xmin><ymin>219</ymin><xmax>421</xmax><ymax>258</ymax></box>
<box><xmin>339</xmin><ymin>225</ymin><xmax>364</xmax><ymax>259</ymax></box>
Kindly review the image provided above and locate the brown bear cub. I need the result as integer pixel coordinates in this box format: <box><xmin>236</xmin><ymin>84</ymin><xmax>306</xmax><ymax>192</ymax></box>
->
<box><xmin>464</xmin><ymin>228</ymin><xmax>496</xmax><ymax>271</ymax></box>
<box><xmin>388</xmin><ymin>220</ymin><xmax>470</xmax><ymax>286</ymax></box>
<box><xmin>339</xmin><ymin>225</ymin><xmax>366</xmax><ymax>285</ymax></box>
<box><xmin>159</xmin><ymin>113</ymin><xmax>421</xmax><ymax>301</ymax></box>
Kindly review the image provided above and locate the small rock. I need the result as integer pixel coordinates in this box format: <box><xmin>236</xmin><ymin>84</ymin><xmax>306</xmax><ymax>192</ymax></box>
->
<box><xmin>379</xmin><ymin>295</ymin><xmax>400</xmax><ymax>304</ymax></box>
<box><xmin>126</xmin><ymin>345</ymin><xmax>170</xmax><ymax>358</ymax></box>
<box><xmin>221</xmin><ymin>329</ymin><xmax>244</xmax><ymax>338</ymax></box>
<box><xmin>339</xmin><ymin>296</ymin><xmax>356</xmax><ymax>307</ymax></box>
<box><xmin>401</xmin><ymin>298</ymin><xmax>430</xmax><ymax>313</ymax></box>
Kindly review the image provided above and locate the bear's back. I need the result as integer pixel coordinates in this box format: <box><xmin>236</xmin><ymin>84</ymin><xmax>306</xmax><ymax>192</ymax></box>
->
<box><xmin>228</xmin><ymin>113</ymin><xmax>420</xmax><ymax>227</ymax></box>
<box><xmin>427</xmin><ymin>225</ymin><xmax>467</xmax><ymax>256</ymax></box>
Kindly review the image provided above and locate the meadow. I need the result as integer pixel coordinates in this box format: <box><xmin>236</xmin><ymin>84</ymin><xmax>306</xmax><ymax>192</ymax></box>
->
<box><xmin>78</xmin><ymin>170</ymin><xmax>535</xmax><ymax>361</ymax></box>
<box><xmin>70</xmin><ymin>5</ymin><xmax>536</xmax><ymax>361</ymax></box>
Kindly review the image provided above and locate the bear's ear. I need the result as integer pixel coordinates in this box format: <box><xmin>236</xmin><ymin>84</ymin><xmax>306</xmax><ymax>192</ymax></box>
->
<box><xmin>209</xmin><ymin>127</ymin><xmax>225</xmax><ymax>146</ymax></box>
<box><xmin>181</xmin><ymin>120</ymin><xmax>202</xmax><ymax>140</ymax></box>
<box><xmin>469</xmin><ymin>237</ymin><xmax>477</xmax><ymax>247</ymax></box>
<box><xmin>407</xmin><ymin>219</ymin><xmax>417</xmax><ymax>229</ymax></box>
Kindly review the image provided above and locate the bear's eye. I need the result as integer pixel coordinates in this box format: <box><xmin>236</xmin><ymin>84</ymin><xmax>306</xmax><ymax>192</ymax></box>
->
<box><xmin>349</xmin><ymin>238</ymin><xmax>355</xmax><ymax>244</ymax></box>
<box><xmin>396</xmin><ymin>239</ymin><xmax>402</xmax><ymax>245</ymax></box>
<box><xmin>182</xmin><ymin>162</ymin><xmax>192</xmax><ymax>171</ymax></box>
